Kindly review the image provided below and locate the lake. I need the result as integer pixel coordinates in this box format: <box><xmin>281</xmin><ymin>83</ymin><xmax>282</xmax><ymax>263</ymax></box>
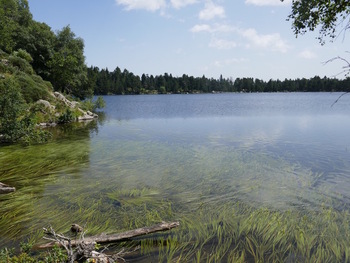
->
<box><xmin>1</xmin><ymin>92</ymin><xmax>350</xmax><ymax>262</ymax></box>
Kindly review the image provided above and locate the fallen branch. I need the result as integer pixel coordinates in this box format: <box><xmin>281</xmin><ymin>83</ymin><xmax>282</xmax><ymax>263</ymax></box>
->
<box><xmin>0</xmin><ymin>182</ymin><xmax>16</xmax><ymax>194</ymax></box>
<box><xmin>43</xmin><ymin>226</ymin><xmax>75</xmax><ymax>263</ymax></box>
<box><xmin>37</xmin><ymin>221</ymin><xmax>180</xmax><ymax>249</ymax></box>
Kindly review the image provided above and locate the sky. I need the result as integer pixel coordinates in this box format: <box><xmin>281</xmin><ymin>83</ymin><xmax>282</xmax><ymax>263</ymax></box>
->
<box><xmin>28</xmin><ymin>0</ymin><xmax>349</xmax><ymax>81</ymax></box>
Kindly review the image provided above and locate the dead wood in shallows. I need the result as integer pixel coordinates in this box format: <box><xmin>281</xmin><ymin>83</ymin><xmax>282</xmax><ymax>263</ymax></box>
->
<box><xmin>38</xmin><ymin>221</ymin><xmax>180</xmax><ymax>263</ymax></box>
<box><xmin>37</xmin><ymin>221</ymin><xmax>180</xmax><ymax>249</ymax></box>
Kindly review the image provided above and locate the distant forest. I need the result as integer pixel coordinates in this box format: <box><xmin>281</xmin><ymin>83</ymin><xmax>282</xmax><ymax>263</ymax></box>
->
<box><xmin>88</xmin><ymin>66</ymin><xmax>350</xmax><ymax>95</ymax></box>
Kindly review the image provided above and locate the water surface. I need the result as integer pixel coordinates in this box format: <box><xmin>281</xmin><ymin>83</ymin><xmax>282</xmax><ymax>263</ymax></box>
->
<box><xmin>1</xmin><ymin>92</ymin><xmax>350</xmax><ymax>261</ymax></box>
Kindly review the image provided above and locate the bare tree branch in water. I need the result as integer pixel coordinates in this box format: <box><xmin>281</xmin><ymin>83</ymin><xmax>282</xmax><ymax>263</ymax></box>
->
<box><xmin>43</xmin><ymin>226</ymin><xmax>75</xmax><ymax>263</ymax></box>
<box><xmin>39</xmin><ymin>221</ymin><xmax>180</xmax><ymax>262</ymax></box>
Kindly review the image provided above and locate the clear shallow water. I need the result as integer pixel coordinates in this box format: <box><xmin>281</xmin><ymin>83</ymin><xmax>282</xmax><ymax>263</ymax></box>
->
<box><xmin>1</xmin><ymin>92</ymin><xmax>350</xmax><ymax>261</ymax></box>
<box><xmin>99</xmin><ymin>93</ymin><xmax>350</xmax><ymax>208</ymax></box>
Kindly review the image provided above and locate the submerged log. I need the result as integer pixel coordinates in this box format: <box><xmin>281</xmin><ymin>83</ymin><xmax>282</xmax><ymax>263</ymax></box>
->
<box><xmin>0</xmin><ymin>182</ymin><xmax>15</xmax><ymax>194</ymax></box>
<box><xmin>37</xmin><ymin>221</ymin><xmax>180</xmax><ymax>249</ymax></box>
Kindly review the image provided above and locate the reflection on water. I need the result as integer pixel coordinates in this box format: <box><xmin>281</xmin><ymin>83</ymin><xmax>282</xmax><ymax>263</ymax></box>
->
<box><xmin>1</xmin><ymin>93</ymin><xmax>350</xmax><ymax>261</ymax></box>
<box><xmin>93</xmin><ymin>113</ymin><xmax>350</xmax><ymax>209</ymax></box>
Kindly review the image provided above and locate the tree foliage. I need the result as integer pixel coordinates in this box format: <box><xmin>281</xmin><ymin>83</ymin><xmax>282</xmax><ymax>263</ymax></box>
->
<box><xmin>0</xmin><ymin>0</ymin><xmax>91</xmax><ymax>99</ymax></box>
<box><xmin>25</xmin><ymin>22</ymin><xmax>56</xmax><ymax>79</ymax></box>
<box><xmin>48</xmin><ymin>26</ymin><xmax>91</xmax><ymax>99</ymax></box>
<box><xmin>0</xmin><ymin>50</ymin><xmax>54</xmax><ymax>144</ymax></box>
<box><xmin>0</xmin><ymin>0</ymin><xmax>99</xmax><ymax>144</ymax></box>
<box><xmin>89</xmin><ymin>66</ymin><xmax>350</xmax><ymax>95</ymax></box>
<box><xmin>0</xmin><ymin>0</ymin><xmax>32</xmax><ymax>52</ymax></box>
<box><xmin>282</xmin><ymin>0</ymin><xmax>350</xmax><ymax>44</ymax></box>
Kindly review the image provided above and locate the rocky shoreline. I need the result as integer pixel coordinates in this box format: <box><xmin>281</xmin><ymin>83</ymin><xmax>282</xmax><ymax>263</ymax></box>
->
<box><xmin>36</xmin><ymin>91</ymin><xmax>98</xmax><ymax>127</ymax></box>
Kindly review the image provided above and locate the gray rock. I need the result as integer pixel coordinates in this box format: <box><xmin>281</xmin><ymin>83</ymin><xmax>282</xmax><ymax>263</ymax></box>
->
<box><xmin>54</xmin><ymin>92</ymin><xmax>79</xmax><ymax>109</ymax></box>
<box><xmin>37</xmin><ymin>99</ymin><xmax>55</xmax><ymax>110</ymax></box>
<box><xmin>78</xmin><ymin>114</ymin><xmax>95</xmax><ymax>121</ymax></box>
<box><xmin>87</xmin><ymin>111</ymin><xmax>98</xmax><ymax>118</ymax></box>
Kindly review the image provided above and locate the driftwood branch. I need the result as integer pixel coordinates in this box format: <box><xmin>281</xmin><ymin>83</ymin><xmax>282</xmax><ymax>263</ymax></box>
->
<box><xmin>43</xmin><ymin>226</ymin><xmax>75</xmax><ymax>263</ymax></box>
<box><xmin>37</xmin><ymin>221</ymin><xmax>180</xmax><ymax>250</ymax></box>
<box><xmin>36</xmin><ymin>221</ymin><xmax>179</xmax><ymax>263</ymax></box>
<box><xmin>43</xmin><ymin>226</ymin><xmax>118</xmax><ymax>263</ymax></box>
<box><xmin>0</xmin><ymin>182</ymin><xmax>16</xmax><ymax>194</ymax></box>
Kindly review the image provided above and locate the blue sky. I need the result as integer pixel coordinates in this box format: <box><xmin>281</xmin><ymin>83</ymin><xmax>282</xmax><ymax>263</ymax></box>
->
<box><xmin>28</xmin><ymin>0</ymin><xmax>348</xmax><ymax>80</ymax></box>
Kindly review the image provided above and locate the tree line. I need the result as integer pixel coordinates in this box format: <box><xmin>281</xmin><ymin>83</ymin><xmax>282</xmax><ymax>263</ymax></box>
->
<box><xmin>1</xmin><ymin>0</ymin><xmax>350</xmax><ymax>102</ymax></box>
<box><xmin>89</xmin><ymin>66</ymin><xmax>350</xmax><ymax>95</ymax></box>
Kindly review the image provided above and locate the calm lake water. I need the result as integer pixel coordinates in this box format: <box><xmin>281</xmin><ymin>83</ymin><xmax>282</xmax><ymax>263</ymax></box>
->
<box><xmin>101</xmin><ymin>93</ymin><xmax>350</xmax><ymax>209</ymax></box>
<box><xmin>1</xmin><ymin>92</ymin><xmax>350</xmax><ymax>261</ymax></box>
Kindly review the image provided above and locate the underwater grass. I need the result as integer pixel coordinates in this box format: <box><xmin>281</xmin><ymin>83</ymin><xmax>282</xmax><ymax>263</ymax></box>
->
<box><xmin>1</xmin><ymin>122</ymin><xmax>350</xmax><ymax>262</ymax></box>
<box><xmin>130</xmin><ymin>203</ymin><xmax>350</xmax><ymax>263</ymax></box>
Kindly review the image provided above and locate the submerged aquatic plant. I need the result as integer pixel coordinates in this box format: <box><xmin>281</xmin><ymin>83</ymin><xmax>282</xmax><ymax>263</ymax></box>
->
<box><xmin>1</xmin><ymin>120</ymin><xmax>350</xmax><ymax>262</ymax></box>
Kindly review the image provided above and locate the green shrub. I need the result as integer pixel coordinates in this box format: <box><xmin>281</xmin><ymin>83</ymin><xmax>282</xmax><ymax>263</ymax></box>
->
<box><xmin>16</xmin><ymin>72</ymin><xmax>50</xmax><ymax>103</ymax></box>
<box><xmin>8</xmin><ymin>54</ymin><xmax>34</xmax><ymax>75</ymax></box>
<box><xmin>93</xmin><ymin>96</ymin><xmax>106</xmax><ymax>110</ymax></box>
<box><xmin>81</xmin><ymin>96</ymin><xmax>106</xmax><ymax>112</ymax></box>
<box><xmin>41</xmin><ymin>245</ymin><xmax>68</xmax><ymax>263</ymax></box>
<box><xmin>0</xmin><ymin>77</ymin><xmax>51</xmax><ymax>144</ymax></box>
<box><xmin>0</xmin><ymin>77</ymin><xmax>27</xmax><ymax>142</ymax></box>
<box><xmin>14</xmin><ymin>49</ymin><xmax>33</xmax><ymax>63</ymax></box>
<box><xmin>58</xmin><ymin>108</ymin><xmax>75</xmax><ymax>123</ymax></box>
<box><xmin>30</xmin><ymin>103</ymin><xmax>56</xmax><ymax>124</ymax></box>
<box><xmin>0</xmin><ymin>64</ymin><xmax>6</xmax><ymax>75</ymax></box>
<box><xmin>0</xmin><ymin>49</ymin><xmax>6</xmax><ymax>59</ymax></box>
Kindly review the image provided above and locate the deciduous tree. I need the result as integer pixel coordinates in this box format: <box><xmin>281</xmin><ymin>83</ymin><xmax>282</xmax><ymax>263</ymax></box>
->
<box><xmin>48</xmin><ymin>26</ymin><xmax>91</xmax><ymax>99</ymax></box>
<box><xmin>282</xmin><ymin>0</ymin><xmax>350</xmax><ymax>44</ymax></box>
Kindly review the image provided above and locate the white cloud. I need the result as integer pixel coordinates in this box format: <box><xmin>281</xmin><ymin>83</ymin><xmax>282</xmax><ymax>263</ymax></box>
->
<box><xmin>298</xmin><ymin>50</ymin><xmax>317</xmax><ymax>59</ymax></box>
<box><xmin>239</xmin><ymin>28</ymin><xmax>290</xmax><ymax>53</ymax></box>
<box><xmin>190</xmin><ymin>23</ymin><xmax>234</xmax><ymax>33</ymax></box>
<box><xmin>190</xmin><ymin>24</ymin><xmax>212</xmax><ymax>33</ymax></box>
<box><xmin>171</xmin><ymin>0</ymin><xmax>198</xmax><ymax>9</ymax></box>
<box><xmin>209</xmin><ymin>38</ymin><xmax>237</xmax><ymax>50</ymax></box>
<box><xmin>190</xmin><ymin>23</ymin><xmax>289</xmax><ymax>53</ymax></box>
<box><xmin>115</xmin><ymin>0</ymin><xmax>166</xmax><ymax>11</ymax></box>
<box><xmin>245</xmin><ymin>0</ymin><xmax>292</xmax><ymax>6</ymax></box>
<box><xmin>199</xmin><ymin>1</ymin><xmax>225</xmax><ymax>20</ymax></box>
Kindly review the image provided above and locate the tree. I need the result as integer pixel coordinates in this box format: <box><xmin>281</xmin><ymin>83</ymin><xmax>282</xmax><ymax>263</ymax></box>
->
<box><xmin>0</xmin><ymin>0</ymin><xmax>32</xmax><ymax>53</ymax></box>
<box><xmin>282</xmin><ymin>1</ymin><xmax>350</xmax><ymax>44</ymax></box>
<box><xmin>24</xmin><ymin>21</ymin><xmax>56</xmax><ymax>79</ymax></box>
<box><xmin>283</xmin><ymin>1</ymin><xmax>350</xmax><ymax>78</ymax></box>
<box><xmin>156</xmin><ymin>75</ymin><xmax>166</xmax><ymax>93</ymax></box>
<box><xmin>48</xmin><ymin>26</ymin><xmax>91</xmax><ymax>99</ymax></box>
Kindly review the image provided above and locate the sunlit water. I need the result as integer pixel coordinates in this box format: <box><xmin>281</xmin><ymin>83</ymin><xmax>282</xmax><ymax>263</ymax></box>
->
<box><xmin>1</xmin><ymin>92</ymin><xmax>350</xmax><ymax>260</ymax></box>
<box><xmin>99</xmin><ymin>93</ymin><xmax>350</xmax><ymax>209</ymax></box>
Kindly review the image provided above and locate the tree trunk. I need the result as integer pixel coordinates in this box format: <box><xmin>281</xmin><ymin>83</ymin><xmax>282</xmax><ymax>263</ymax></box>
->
<box><xmin>36</xmin><ymin>221</ymin><xmax>180</xmax><ymax>249</ymax></box>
